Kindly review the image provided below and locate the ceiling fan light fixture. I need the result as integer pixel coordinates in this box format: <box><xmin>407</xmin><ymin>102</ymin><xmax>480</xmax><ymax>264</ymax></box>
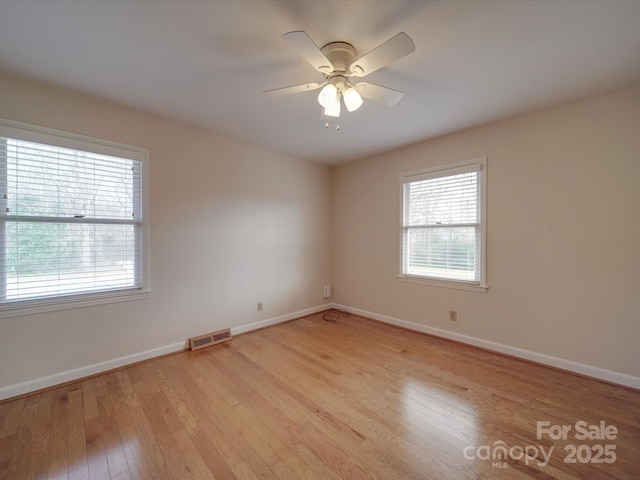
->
<box><xmin>343</xmin><ymin>86</ymin><xmax>363</xmax><ymax>112</ymax></box>
<box><xmin>317</xmin><ymin>83</ymin><xmax>338</xmax><ymax>109</ymax></box>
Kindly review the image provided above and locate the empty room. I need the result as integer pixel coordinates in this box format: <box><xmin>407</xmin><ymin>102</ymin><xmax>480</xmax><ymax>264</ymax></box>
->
<box><xmin>0</xmin><ymin>1</ymin><xmax>639</xmax><ymax>479</ymax></box>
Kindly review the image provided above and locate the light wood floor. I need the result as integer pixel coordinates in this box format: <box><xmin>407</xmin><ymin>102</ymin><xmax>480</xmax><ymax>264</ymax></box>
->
<box><xmin>1</xmin><ymin>312</ymin><xmax>639</xmax><ymax>480</ymax></box>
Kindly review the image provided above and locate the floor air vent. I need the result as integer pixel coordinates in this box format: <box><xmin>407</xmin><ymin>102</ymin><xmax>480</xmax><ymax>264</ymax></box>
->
<box><xmin>189</xmin><ymin>328</ymin><xmax>232</xmax><ymax>351</ymax></box>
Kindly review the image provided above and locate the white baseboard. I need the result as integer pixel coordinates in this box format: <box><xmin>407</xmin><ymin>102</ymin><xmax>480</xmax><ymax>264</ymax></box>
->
<box><xmin>0</xmin><ymin>304</ymin><xmax>332</xmax><ymax>401</ymax></box>
<box><xmin>332</xmin><ymin>303</ymin><xmax>640</xmax><ymax>391</ymax></box>
<box><xmin>0</xmin><ymin>341</ymin><xmax>187</xmax><ymax>401</ymax></box>
<box><xmin>231</xmin><ymin>304</ymin><xmax>332</xmax><ymax>335</ymax></box>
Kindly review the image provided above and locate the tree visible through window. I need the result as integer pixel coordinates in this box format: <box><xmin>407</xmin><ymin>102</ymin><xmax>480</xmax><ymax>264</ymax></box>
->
<box><xmin>400</xmin><ymin>159</ymin><xmax>486</xmax><ymax>288</ymax></box>
<box><xmin>0</xmin><ymin>121</ymin><xmax>147</xmax><ymax>312</ymax></box>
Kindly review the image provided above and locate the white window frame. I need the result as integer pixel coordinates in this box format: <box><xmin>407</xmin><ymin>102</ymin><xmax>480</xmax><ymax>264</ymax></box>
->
<box><xmin>399</xmin><ymin>157</ymin><xmax>487</xmax><ymax>293</ymax></box>
<box><xmin>0</xmin><ymin>118</ymin><xmax>150</xmax><ymax>318</ymax></box>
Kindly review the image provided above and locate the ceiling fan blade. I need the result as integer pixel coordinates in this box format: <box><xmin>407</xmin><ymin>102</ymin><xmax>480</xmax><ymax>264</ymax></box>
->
<box><xmin>355</xmin><ymin>82</ymin><xmax>404</xmax><ymax>106</ymax></box>
<box><xmin>350</xmin><ymin>32</ymin><xmax>415</xmax><ymax>77</ymax></box>
<box><xmin>263</xmin><ymin>82</ymin><xmax>322</xmax><ymax>96</ymax></box>
<box><xmin>282</xmin><ymin>31</ymin><xmax>333</xmax><ymax>73</ymax></box>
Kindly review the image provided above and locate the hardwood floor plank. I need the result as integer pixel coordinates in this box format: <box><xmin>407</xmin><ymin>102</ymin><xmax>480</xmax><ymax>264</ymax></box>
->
<box><xmin>67</xmin><ymin>389</ymin><xmax>89</xmax><ymax>480</ymax></box>
<box><xmin>153</xmin><ymin>368</ymin><xmax>201</xmax><ymax>438</ymax></box>
<box><xmin>270</xmin><ymin>459</ymin><xmax>297</xmax><ymax>480</ymax></box>
<box><xmin>110</xmin><ymin>470</ymin><xmax>132</xmax><ymax>480</ymax></box>
<box><xmin>7</xmin><ymin>395</ymin><xmax>39</xmax><ymax>479</ymax></box>
<box><xmin>231</xmin><ymin>402</ymin><xmax>322</xmax><ymax>480</ymax></box>
<box><xmin>0</xmin><ymin>397</ymin><xmax>24</xmax><ymax>439</ymax></box>
<box><xmin>96</xmin><ymin>393</ymin><xmax>129</xmax><ymax>478</ymax></box>
<box><xmin>0</xmin><ymin>398</ymin><xmax>11</xmax><ymax>429</ymax></box>
<box><xmin>126</xmin><ymin>403</ymin><xmax>173</xmax><ymax>479</ymax></box>
<box><xmin>131</xmin><ymin>382</ymin><xmax>189</xmax><ymax>479</ymax></box>
<box><xmin>190</xmin><ymin>431</ymin><xmax>237</xmax><ymax>480</ymax></box>
<box><xmin>295</xmin><ymin>421</ymin><xmax>376</xmax><ymax>479</ymax></box>
<box><xmin>104</xmin><ymin>372</ymin><xmax>132</xmax><ymax>430</ymax></box>
<box><xmin>189</xmin><ymin>348</ymin><xmax>242</xmax><ymax>408</ymax></box>
<box><xmin>81</xmin><ymin>378</ymin><xmax>99</xmax><ymax>424</ymax></box>
<box><xmin>231</xmin><ymin>462</ymin><xmax>259</xmax><ymax>480</ymax></box>
<box><xmin>172</xmin><ymin>428</ymin><xmax>216</xmax><ymax>480</ymax></box>
<box><xmin>24</xmin><ymin>389</ymin><xmax>54</xmax><ymax>480</ymax></box>
<box><xmin>84</xmin><ymin>416</ymin><xmax>110</xmax><ymax>480</ymax></box>
<box><xmin>292</xmin><ymin>442</ymin><xmax>344</xmax><ymax>480</ymax></box>
<box><xmin>2</xmin><ymin>312</ymin><xmax>639</xmax><ymax>479</ymax></box>
<box><xmin>0</xmin><ymin>434</ymin><xmax>17</xmax><ymax>479</ymax></box>
<box><xmin>48</xmin><ymin>386</ymin><xmax>70</xmax><ymax>480</ymax></box>
<box><xmin>0</xmin><ymin>397</ymin><xmax>30</xmax><ymax>479</ymax></box>
<box><xmin>118</xmin><ymin>423</ymin><xmax>152</xmax><ymax>480</ymax></box>
<box><xmin>117</xmin><ymin>371</ymin><xmax>174</xmax><ymax>480</ymax></box>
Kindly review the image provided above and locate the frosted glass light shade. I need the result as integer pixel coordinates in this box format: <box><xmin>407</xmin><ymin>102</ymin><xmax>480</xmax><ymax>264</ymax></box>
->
<box><xmin>323</xmin><ymin>97</ymin><xmax>341</xmax><ymax>117</ymax></box>
<box><xmin>318</xmin><ymin>84</ymin><xmax>338</xmax><ymax>109</ymax></box>
<box><xmin>343</xmin><ymin>87</ymin><xmax>363</xmax><ymax>112</ymax></box>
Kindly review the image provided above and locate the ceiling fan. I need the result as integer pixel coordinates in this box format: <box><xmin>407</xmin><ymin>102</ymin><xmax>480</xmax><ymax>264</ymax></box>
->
<box><xmin>264</xmin><ymin>31</ymin><xmax>415</xmax><ymax>118</ymax></box>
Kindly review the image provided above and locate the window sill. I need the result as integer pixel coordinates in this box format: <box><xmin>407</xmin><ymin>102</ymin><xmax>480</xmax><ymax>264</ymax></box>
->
<box><xmin>398</xmin><ymin>275</ymin><xmax>488</xmax><ymax>293</ymax></box>
<box><xmin>0</xmin><ymin>289</ymin><xmax>150</xmax><ymax>319</ymax></box>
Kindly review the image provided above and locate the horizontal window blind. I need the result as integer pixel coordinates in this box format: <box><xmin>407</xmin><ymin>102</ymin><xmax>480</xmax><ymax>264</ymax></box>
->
<box><xmin>404</xmin><ymin>171</ymin><xmax>479</xmax><ymax>226</ymax></box>
<box><xmin>401</xmin><ymin>161</ymin><xmax>484</xmax><ymax>284</ymax></box>
<box><xmin>0</xmin><ymin>132</ymin><xmax>144</xmax><ymax>305</ymax></box>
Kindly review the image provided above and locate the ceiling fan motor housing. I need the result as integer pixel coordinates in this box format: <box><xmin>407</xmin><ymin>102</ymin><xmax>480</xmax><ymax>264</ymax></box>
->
<box><xmin>321</xmin><ymin>42</ymin><xmax>357</xmax><ymax>75</ymax></box>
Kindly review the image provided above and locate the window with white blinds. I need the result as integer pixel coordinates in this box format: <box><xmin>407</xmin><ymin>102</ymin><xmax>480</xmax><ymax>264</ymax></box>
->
<box><xmin>0</xmin><ymin>119</ymin><xmax>149</xmax><ymax>316</ymax></box>
<box><xmin>400</xmin><ymin>158</ymin><xmax>487</xmax><ymax>290</ymax></box>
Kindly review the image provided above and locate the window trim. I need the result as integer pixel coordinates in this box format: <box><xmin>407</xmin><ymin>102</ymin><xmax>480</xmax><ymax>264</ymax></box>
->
<box><xmin>398</xmin><ymin>157</ymin><xmax>488</xmax><ymax>293</ymax></box>
<box><xmin>0</xmin><ymin>118</ymin><xmax>150</xmax><ymax>318</ymax></box>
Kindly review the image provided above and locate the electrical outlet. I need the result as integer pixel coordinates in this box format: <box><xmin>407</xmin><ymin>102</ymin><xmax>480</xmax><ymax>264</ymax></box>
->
<box><xmin>257</xmin><ymin>302</ymin><xmax>263</xmax><ymax>312</ymax></box>
<box><xmin>323</xmin><ymin>284</ymin><xmax>331</xmax><ymax>299</ymax></box>
<box><xmin>449</xmin><ymin>310</ymin><xmax>457</xmax><ymax>322</ymax></box>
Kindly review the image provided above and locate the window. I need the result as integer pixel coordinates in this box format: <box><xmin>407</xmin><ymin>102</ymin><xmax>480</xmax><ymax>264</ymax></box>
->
<box><xmin>400</xmin><ymin>158</ymin><xmax>487</xmax><ymax>292</ymax></box>
<box><xmin>0</xmin><ymin>119</ymin><xmax>149</xmax><ymax>316</ymax></box>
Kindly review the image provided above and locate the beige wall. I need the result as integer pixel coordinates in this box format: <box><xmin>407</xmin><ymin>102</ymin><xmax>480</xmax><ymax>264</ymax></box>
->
<box><xmin>331</xmin><ymin>86</ymin><xmax>640</xmax><ymax>378</ymax></box>
<box><xmin>0</xmin><ymin>72</ymin><xmax>331</xmax><ymax>390</ymax></box>
<box><xmin>1</xmin><ymin>69</ymin><xmax>638</xmax><ymax>394</ymax></box>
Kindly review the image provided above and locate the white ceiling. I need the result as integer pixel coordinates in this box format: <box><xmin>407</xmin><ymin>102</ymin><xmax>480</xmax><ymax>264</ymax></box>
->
<box><xmin>1</xmin><ymin>0</ymin><xmax>639</xmax><ymax>165</ymax></box>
